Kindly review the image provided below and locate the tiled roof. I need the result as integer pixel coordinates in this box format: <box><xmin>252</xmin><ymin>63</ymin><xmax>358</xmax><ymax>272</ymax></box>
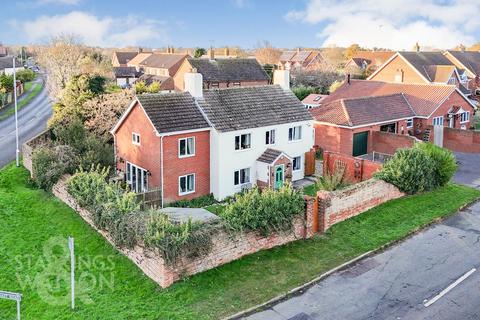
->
<box><xmin>137</xmin><ymin>74</ymin><xmax>174</xmax><ymax>90</ymax></box>
<box><xmin>114</xmin><ymin>52</ymin><xmax>138</xmax><ymax>65</ymax></box>
<box><xmin>127</xmin><ymin>52</ymin><xmax>152</xmax><ymax>67</ymax></box>
<box><xmin>140</xmin><ymin>54</ymin><xmax>188</xmax><ymax>75</ymax></box>
<box><xmin>187</xmin><ymin>58</ymin><xmax>269</xmax><ymax>82</ymax></box>
<box><xmin>445</xmin><ymin>51</ymin><xmax>480</xmax><ymax>76</ymax></box>
<box><xmin>136</xmin><ymin>92</ymin><xmax>209</xmax><ymax>134</ymax></box>
<box><xmin>257</xmin><ymin>148</ymin><xmax>283</xmax><ymax>164</ymax></box>
<box><xmin>423</xmin><ymin>65</ymin><xmax>456</xmax><ymax>83</ymax></box>
<box><xmin>398</xmin><ymin>51</ymin><xmax>457</xmax><ymax>82</ymax></box>
<box><xmin>279</xmin><ymin>50</ymin><xmax>320</xmax><ymax>64</ymax></box>
<box><xmin>310</xmin><ymin>94</ymin><xmax>415</xmax><ymax>127</ymax></box>
<box><xmin>197</xmin><ymin>85</ymin><xmax>313</xmax><ymax>132</ymax></box>
<box><xmin>302</xmin><ymin>93</ymin><xmax>327</xmax><ymax>105</ymax></box>
<box><xmin>320</xmin><ymin>80</ymin><xmax>457</xmax><ymax>117</ymax></box>
<box><xmin>0</xmin><ymin>56</ymin><xmax>22</xmax><ymax>70</ymax></box>
<box><xmin>351</xmin><ymin>51</ymin><xmax>395</xmax><ymax>68</ymax></box>
<box><xmin>113</xmin><ymin>66</ymin><xmax>138</xmax><ymax>78</ymax></box>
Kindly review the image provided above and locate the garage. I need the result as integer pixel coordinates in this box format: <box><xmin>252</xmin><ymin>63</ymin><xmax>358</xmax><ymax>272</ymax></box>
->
<box><xmin>353</xmin><ymin>131</ymin><xmax>369</xmax><ymax>156</ymax></box>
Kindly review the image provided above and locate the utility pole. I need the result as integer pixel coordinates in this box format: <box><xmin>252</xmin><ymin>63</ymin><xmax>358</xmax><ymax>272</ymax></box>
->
<box><xmin>13</xmin><ymin>57</ymin><xmax>19</xmax><ymax>167</ymax></box>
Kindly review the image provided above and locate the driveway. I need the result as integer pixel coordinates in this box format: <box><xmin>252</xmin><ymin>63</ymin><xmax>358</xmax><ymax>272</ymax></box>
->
<box><xmin>244</xmin><ymin>152</ymin><xmax>480</xmax><ymax>320</ymax></box>
<box><xmin>0</xmin><ymin>75</ymin><xmax>52</xmax><ymax>168</ymax></box>
<box><xmin>454</xmin><ymin>152</ymin><xmax>480</xmax><ymax>188</ymax></box>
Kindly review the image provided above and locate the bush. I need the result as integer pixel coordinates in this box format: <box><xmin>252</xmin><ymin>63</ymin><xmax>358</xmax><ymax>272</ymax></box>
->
<box><xmin>316</xmin><ymin>164</ymin><xmax>347</xmax><ymax>191</ymax></box>
<box><xmin>221</xmin><ymin>184</ymin><xmax>305</xmax><ymax>236</ymax></box>
<box><xmin>32</xmin><ymin>145</ymin><xmax>78</xmax><ymax>190</ymax></box>
<box><xmin>375</xmin><ymin>147</ymin><xmax>436</xmax><ymax>194</ymax></box>
<box><xmin>415</xmin><ymin>143</ymin><xmax>457</xmax><ymax>187</ymax></box>
<box><xmin>292</xmin><ymin>86</ymin><xmax>318</xmax><ymax>100</ymax></box>
<box><xmin>16</xmin><ymin>69</ymin><xmax>36</xmax><ymax>83</ymax></box>
<box><xmin>134</xmin><ymin>81</ymin><xmax>147</xmax><ymax>94</ymax></box>
<box><xmin>167</xmin><ymin>194</ymin><xmax>217</xmax><ymax>208</ymax></box>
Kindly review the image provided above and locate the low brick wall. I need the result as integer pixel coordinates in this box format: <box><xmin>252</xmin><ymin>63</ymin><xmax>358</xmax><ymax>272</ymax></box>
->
<box><xmin>317</xmin><ymin>179</ymin><xmax>404</xmax><ymax>232</ymax></box>
<box><xmin>323</xmin><ymin>151</ymin><xmax>382</xmax><ymax>183</ymax></box>
<box><xmin>372</xmin><ymin>131</ymin><xmax>417</xmax><ymax>155</ymax></box>
<box><xmin>443</xmin><ymin>127</ymin><xmax>480</xmax><ymax>153</ymax></box>
<box><xmin>52</xmin><ymin>176</ymin><xmax>317</xmax><ymax>288</ymax></box>
<box><xmin>22</xmin><ymin>129</ymin><xmax>53</xmax><ymax>175</ymax></box>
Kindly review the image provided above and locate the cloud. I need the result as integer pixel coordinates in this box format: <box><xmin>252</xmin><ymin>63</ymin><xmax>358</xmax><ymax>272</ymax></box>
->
<box><xmin>286</xmin><ymin>0</ymin><xmax>480</xmax><ymax>50</ymax></box>
<box><xmin>16</xmin><ymin>11</ymin><xmax>168</xmax><ymax>47</ymax></box>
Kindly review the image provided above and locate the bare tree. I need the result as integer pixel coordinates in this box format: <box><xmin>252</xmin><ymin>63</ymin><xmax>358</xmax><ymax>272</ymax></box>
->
<box><xmin>255</xmin><ymin>41</ymin><xmax>281</xmax><ymax>65</ymax></box>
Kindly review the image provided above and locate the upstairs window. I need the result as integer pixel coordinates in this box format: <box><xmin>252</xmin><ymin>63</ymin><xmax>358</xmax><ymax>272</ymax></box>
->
<box><xmin>288</xmin><ymin>126</ymin><xmax>302</xmax><ymax>141</ymax></box>
<box><xmin>265</xmin><ymin>129</ymin><xmax>275</xmax><ymax>145</ymax></box>
<box><xmin>132</xmin><ymin>133</ymin><xmax>140</xmax><ymax>145</ymax></box>
<box><xmin>235</xmin><ymin>133</ymin><xmax>251</xmax><ymax>150</ymax></box>
<box><xmin>460</xmin><ymin>111</ymin><xmax>470</xmax><ymax>123</ymax></box>
<box><xmin>179</xmin><ymin>137</ymin><xmax>195</xmax><ymax>157</ymax></box>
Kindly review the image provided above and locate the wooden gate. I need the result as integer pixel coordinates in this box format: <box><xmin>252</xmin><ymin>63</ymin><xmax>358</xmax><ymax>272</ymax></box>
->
<box><xmin>304</xmin><ymin>148</ymin><xmax>316</xmax><ymax>176</ymax></box>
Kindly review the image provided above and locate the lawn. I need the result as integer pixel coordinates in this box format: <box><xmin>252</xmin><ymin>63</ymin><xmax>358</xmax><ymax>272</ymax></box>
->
<box><xmin>1</xmin><ymin>164</ymin><xmax>479</xmax><ymax>319</ymax></box>
<box><xmin>0</xmin><ymin>81</ymin><xmax>43</xmax><ymax>121</ymax></box>
<box><xmin>303</xmin><ymin>183</ymin><xmax>320</xmax><ymax>196</ymax></box>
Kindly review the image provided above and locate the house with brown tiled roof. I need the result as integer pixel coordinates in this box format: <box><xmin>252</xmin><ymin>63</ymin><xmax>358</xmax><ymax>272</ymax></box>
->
<box><xmin>112</xmin><ymin>51</ymin><xmax>138</xmax><ymax>67</ymax></box>
<box><xmin>302</xmin><ymin>93</ymin><xmax>327</xmax><ymax>109</ymax></box>
<box><xmin>444</xmin><ymin>50</ymin><xmax>480</xmax><ymax>95</ymax></box>
<box><xmin>344</xmin><ymin>51</ymin><xmax>395</xmax><ymax>77</ymax></box>
<box><xmin>311</xmin><ymin>79</ymin><xmax>476</xmax><ymax>156</ymax></box>
<box><xmin>127</xmin><ymin>52</ymin><xmax>153</xmax><ymax>71</ymax></box>
<box><xmin>278</xmin><ymin>49</ymin><xmax>324</xmax><ymax>71</ymax></box>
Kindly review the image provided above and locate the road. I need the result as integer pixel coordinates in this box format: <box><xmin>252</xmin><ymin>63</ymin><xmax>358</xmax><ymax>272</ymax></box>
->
<box><xmin>245</xmin><ymin>153</ymin><xmax>480</xmax><ymax>320</ymax></box>
<box><xmin>0</xmin><ymin>76</ymin><xmax>52</xmax><ymax>168</ymax></box>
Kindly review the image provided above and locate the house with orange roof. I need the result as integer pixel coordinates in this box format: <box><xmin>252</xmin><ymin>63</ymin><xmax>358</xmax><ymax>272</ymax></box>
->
<box><xmin>278</xmin><ymin>49</ymin><xmax>324</xmax><ymax>71</ymax></box>
<box><xmin>345</xmin><ymin>51</ymin><xmax>395</xmax><ymax>77</ymax></box>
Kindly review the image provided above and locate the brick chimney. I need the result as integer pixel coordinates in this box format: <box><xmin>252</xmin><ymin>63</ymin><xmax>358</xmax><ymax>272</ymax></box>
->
<box><xmin>184</xmin><ymin>68</ymin><xmax>203</xmax><ymax>99</ymax></box>
<box><xmin>170</xmin><ymin>46</ymin><xmax>175</xmax><ymax>54</ymax></box>
<box><xmin>224</xmin><ymin>47</ymin><xmax>229</xmax><ymax>56</ymax></box>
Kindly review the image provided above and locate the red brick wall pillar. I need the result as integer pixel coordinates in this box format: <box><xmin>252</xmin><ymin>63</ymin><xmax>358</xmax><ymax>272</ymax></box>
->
<box><xmin>303</xmin><ymin>196</ymin><xmax>318</xmax><ymax>238</ymax></box>
<box><xmin>317</xmin><ymin>190</ymin><xmax>331</xmax><ymax>233</ymax></box>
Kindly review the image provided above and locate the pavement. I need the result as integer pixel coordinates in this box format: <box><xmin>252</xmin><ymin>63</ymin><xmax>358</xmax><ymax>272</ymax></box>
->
<box><xmin>0</xmin><ymin>75</ymin><xmax>52</xmax><ymax>168</ymax></box>
<box><xmin>243</xmin><ymin>152</ymin><xmax>480</xmax><ymax>320</ymax></box>
<box><xmin>161</xmin><ymin>207</ymin><xmax>220</xmax><ymax>223</ymax></box>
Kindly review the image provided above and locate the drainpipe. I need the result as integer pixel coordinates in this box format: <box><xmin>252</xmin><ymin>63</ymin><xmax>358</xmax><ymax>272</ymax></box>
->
<box><xmin>160</xmin><ymin>135</ymin><xmax>165</xmax><ymax>208</ymax></box>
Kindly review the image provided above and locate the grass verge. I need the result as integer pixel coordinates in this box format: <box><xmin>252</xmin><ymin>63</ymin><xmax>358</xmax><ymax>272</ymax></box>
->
<box><xmin>0</xmin><ymin>81</ymin><xmax>43</xmax><ymax>121</ymax></box>
<box><xmin>1</xmin><ymin>164</ymin><xmax>479</xmax><ymax>319</ymax></box>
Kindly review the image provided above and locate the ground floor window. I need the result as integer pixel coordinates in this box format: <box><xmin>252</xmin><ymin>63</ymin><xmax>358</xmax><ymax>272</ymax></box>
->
<box><xmin>380</xmin><ymin>122</ymin><xmax>396</xmax><ymax>133</ymax></box>
<box><xmin>433</xmin><ymin>116</ymin><xmax>444</xmax><ymax>126</ymax></box>
<box><xmin>293</xmin><ymin>156</ymin><xmax>302</xmax><ymax>171</ymax></box>
<box><xmin>126</xmin><ymin>162</ymin><xmax>148</xmax><ymax>193</ymax></box>
<box><xmin>179</xmin><ymin>174</ymin><xmax>195</xmax><ymax>195</ymax></box>
<box><xmin>234</xmin><ymin>168</ymin><xmax>250</xmax><ymax>186</ymax></box>
<box><xmin>406</xmin><ymin>118</ymin><xmax>413</xmax><ymax>128</ymax></box>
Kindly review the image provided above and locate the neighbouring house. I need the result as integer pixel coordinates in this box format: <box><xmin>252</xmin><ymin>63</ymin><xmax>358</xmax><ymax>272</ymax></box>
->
<box><xmin>135</xmin><ymin>53</ymin><xmax>189</xmax><ymax>90</ymax></box>
<box><xmin>278</xmin><ymin>49</ymin><xmax>324</xmax><ymax>71</ymax></box>
<box><xmin>126</xmin><ymin>52</ymin><xmax>153</xmax><ymax>71</ymax></box>
<box><xmin>0</xmin><ymin>44</ymin><xmax>7</xmax><ymax>57</ymax></box>
<box><xmin>302</xmin><ymin>93</ymin><xmax>327</xmax><ymax>109</ymax></box>
<box><xmin>0</xmin><ymin>56</ymin><xmax>23</xmax><ymax>75</ymax></box>
<box><xmin>311</xmin><ymin>79</ymin><xmax>476</xmax><ymax>156</ymax></box>
<box><xmin>444</xmin><ymin>50</ymin><xmax>480</xmax><ymax>95</ymax></box>
<box><xmin>113</xmin><ymin>66</ymin><xmax>140</xmax><ymax>87</ymax></box>
<box><xmin>173</xmin><ymin>57</ymin><xmax>270</xmax><ymax>91</ymax></box>
<box><xmin>112</xmin><ymin>51</ymin><xmax>138</xmax><ymax>67</ymax></box>
<box><xmin>111</xmin><ymin>69</ymin><xmax>314</xmax><ymax>203</ymax></box>
<box><xmin>344</xmin><ymin>51</ymin><xmax>395</xmax><ymax>77</ymax></box>
<box><xmin>200</xmin><ymin>47</ymin><xmax>239</xmax><ymax>60</ymax></box>
<box><xmin>367</xmin><ymin>51</ymin><xmax>466</xmax><ymax>88</ymax></box>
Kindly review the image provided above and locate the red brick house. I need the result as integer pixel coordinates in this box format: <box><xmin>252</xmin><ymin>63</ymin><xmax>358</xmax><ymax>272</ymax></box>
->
<box><xmin>311</xmin><ymin>80</ymin><xmax>476</xmax><ymax>156</ymax></box>
<box><xmin>278</xmin><ymin>49</ymin><xmax>325</xmax><ymax>71</ymax></box>
<box><xmin>112</xmin><ymin>51</ymin><xmax>138</xmax><ymax>67</ymax></box>
<box><xmin>444</xmin><ymin>50</ymin><xmax>480</xmax><ymax>96</ymax></box>
<box><xmin>344</xmin><ymin>51</ymin><xmax>395</xmax><ymax>77</ymax></box>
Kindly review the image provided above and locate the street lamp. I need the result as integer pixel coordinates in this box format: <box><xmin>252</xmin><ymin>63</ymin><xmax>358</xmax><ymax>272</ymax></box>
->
<box><xmin>13</xmin><ymin>57</ymin><xmax>19</xmax><ymax>167</ymax></box>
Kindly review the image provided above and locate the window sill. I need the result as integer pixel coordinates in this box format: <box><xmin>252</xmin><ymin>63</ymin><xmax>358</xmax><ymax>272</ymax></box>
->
<box><xmin>179</xmin><ymin>190</ymin><xmax>195</xmax><ymax>196</ymax></box>
<box><xmin>178</xmin><ymin>154</ymin><xmax>195</xmax><ymax>159</ymax></box>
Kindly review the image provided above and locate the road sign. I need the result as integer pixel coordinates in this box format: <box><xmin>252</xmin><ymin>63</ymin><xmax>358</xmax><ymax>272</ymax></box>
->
<box><xmin>0</xmin><ymin>290</ymin><xmax>22</xmax><ymax>320</ymax></box>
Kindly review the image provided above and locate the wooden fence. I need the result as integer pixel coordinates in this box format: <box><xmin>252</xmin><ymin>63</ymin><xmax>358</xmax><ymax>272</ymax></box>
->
<box><xmin>136</xmin><ymin>188</ymin><xmax>162</xmax><ymax>209</ymax></box>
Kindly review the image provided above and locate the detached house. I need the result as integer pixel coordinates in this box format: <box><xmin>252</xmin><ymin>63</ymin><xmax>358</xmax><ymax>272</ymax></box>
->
<box><xmin>278</xmin><ymin>49</ymin><xmax>324</xmax><ymax>71</ymax></box>
<box><xmin>136</xmin><ymin>53</ymin><xmax>189</xmax><ymax>90</ymax></box>
<box><xmin>112</xmin><ymin>69</ymin><xmax>314</xmax><ymax>203</ymax></box>
<box><xmin>311</xmin><ymin>80</ymin><xmax>476</xmax><ymax>156</ymax></box>
<box><xmin>444</xmin><ymin>50</ymin><xmax>480</xmax><ymax>95</ymax></box>
<box><xmin>344</xmin><ymin>51</ymin><xmax>395</xmax><ymax>77</ymax></box>
<box><xmin>112</xmin><ymin>51</ymin><xmax>138</xmax><ymax>67</ymax></box>
<box><xmin>173</xmin><ymin>57</ymin><xmax>270</xmax><ymax>91</ymax></box>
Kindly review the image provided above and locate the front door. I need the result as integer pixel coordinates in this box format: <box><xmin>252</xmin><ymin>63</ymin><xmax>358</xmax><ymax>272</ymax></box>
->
<box><xmin>353</xmin><ymin>131</ymin><xmax>369</xmax><ymax>156</ymax></box>
<box><xmin>274</xmin><ymin>165</ymin><xmax>284</xmax><ymax>189</ymax></box>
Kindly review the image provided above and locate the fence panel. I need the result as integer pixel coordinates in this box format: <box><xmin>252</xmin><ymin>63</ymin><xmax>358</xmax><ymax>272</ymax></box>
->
<box><xmin>136</xmin><ymin>188</ymin><xmax>162</xmax><ymax>210</ymax></box>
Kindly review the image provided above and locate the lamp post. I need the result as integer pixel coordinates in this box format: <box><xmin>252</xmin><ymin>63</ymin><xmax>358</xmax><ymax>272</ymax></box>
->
<box><xmin>13</xmin><ymin>57</ymin><xmax>19</xmax><ymax>167</ymax></box>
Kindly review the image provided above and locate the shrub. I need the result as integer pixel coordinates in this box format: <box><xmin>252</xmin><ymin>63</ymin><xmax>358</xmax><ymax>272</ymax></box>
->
<box><xmin>134</xmin><ymin>81</ymin><xmax>147</xmax><ymax>94</ymax></box>
<box><xmin>221</xmin><ymin>183</ymin><xmax>305</xmax><ymax>236</ymax></box>
<box><xmin>292</xmin><ymin>85</ymin><xmax>318</xmax><ymax>100</ymax></box>
<box><xmin>167</xmin><ymin>194</ymin><xmax>217</xmax><ymax>208</ymax></box>
<box><xmin>147</xmin><ymin>82</ymin><xmax>161</xmax><ymax>93</ymax></box>
<box><xmin>414</xmin><ymin>143</ymin><xmax>457</xmax><ymax>187</ymax></box>
<box><xmin>316</xmin><ymin>163</ymin><xmax>347</xmax><ymax>191</ymax></box>
<box><xmin>375</xmin><ymin>147</ymin><xmax>436</xmax><ymax>194</ymax></box>
<box><xmin>32</xmin><ymin>145</ymin><xmax>78</xmax><ymax>190</ymax></box>
<box><xmin>16</xmin><ymin>69</ymin><xmax>36</xmax><ymax>83</ymax></box>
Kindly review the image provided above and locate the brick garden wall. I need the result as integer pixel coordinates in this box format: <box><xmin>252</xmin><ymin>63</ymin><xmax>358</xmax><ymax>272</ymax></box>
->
<box><xmin>442</xmin><ymin>127</ymin><xmax>480</xmax><ymax>153</ymax></box>
<box><xmin>22</xmin><ymin>129</ymin><xmax>53</xmax><ymax>176</ymax></box>
<box><xmin>372</xmin><ymin>131</ymin><xmax>417</xmax><ymax>155</ymax></box>
<box><xmin>323</xmin><ymin>151</ymin><xmax>382</xmax><ymax>183</ymax></box>
<box><xmin>317</xmin><ymin>179</ymin><xmax>404</xmax><ymax>232</ymax></box>
<box><xmin>52</xmin><ymin>175</ymin><xmax>317</xmax><ymax>288</ymax></box>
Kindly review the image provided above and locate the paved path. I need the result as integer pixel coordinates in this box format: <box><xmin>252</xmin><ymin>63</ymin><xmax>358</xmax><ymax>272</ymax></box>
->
<box><xmin>0</xmin><ymin>75</ymin><xmax>52</xmax><ymax>168</ymax></box>
<box><xmin>244</xmin><ymin>153</ymin><xmax>480</xmax><ymax>320</ymax></box>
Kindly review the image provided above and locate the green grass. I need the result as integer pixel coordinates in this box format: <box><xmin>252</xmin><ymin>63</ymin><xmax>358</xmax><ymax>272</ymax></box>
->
<box><xmin>303</xmin><ymin>183</ymin><xmax>320</xmax><ymax>196</ymax></box>
<box><xmin>0</xmin><ymin>81</ymin><xmax>43</xmax><ymax>121</ymax></box>
<box><xmin>1</xmin><ymin>164</ymin><xmax>479</xmax><ymax>319</ymax></box>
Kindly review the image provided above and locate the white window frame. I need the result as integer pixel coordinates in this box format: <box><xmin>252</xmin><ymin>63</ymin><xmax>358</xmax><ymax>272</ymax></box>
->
<box><xmin>433</xmin><ymin>116</ymin><xmax>444</xmax><ymax>126</ymax></box>
<box><xmin>460</xmin><ymin>111</ymin><xmax>470</xmax><ymax>123</ymax></box>
<box><xmin>178</xmin><ymin>173</ymin><xmax>195</xmax><ymax>196</ymax></box>
<box><xmin>288</xmin><ymin>126</ymin><xmax>302</xmax><ymax>142</ymax></box>
<box><xmin>235</xmin><ymin>133</ymin><xmax>252</xmax><ymax>151</ymax></box>
<box><xmin>406</xmin><ymin>118</ymin><xmax>414</xmax><ymax>128</ymax></box>
<box><xmin>125</xmin><ymin>162</ymin><xmax>148</xmax><ymax>193</ymax></box>
<box><xmin>265</xmin><ymin>129</ymin><xmax>275</xmax><ymax>145</ymax></box>
<box><xmin>178</xmin><ymin>137</ymin><xmax>196</xmax><ymax>158</ymax></box>
<box><xmin>293</xmin><ymin>156</ymin><xmax>302</xmax><ymax>171</ymax></box>
<box><xmin>234</xmin><ymin>168</ymin><xmax>251</xmax><ymax>186</ymax></box>
<box><xmin>132</xmin><ymin>132</ymin><xmax>140</xmax><ymax>145</ymax></box>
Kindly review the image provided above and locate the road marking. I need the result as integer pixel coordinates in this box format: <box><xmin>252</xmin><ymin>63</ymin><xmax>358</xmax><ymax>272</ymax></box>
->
<box><xmin>423</xmin><ymin>268</ymin><xmax>476</xmax><ymax>307</ymax></box>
